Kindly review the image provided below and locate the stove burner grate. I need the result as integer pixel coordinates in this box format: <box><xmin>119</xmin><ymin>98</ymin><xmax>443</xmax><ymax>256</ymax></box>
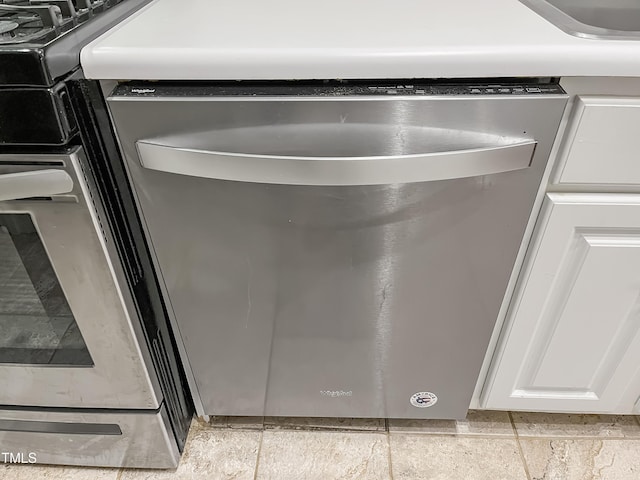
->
<box><xmin>0</xmin><ymin>20</ymin><xmax>18</xmax><ymax>38</ymax></box>
<box><xmin>0</xmin><ymin>0</ymin><xmax>117</xmax><ymax>44</ymax></box>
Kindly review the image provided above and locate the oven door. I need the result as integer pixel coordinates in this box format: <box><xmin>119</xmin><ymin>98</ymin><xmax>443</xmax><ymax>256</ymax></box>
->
<box><xmin>0</xmin><ymin>147</ymin><xmax>160</xmax><ymax>409</ymax></box>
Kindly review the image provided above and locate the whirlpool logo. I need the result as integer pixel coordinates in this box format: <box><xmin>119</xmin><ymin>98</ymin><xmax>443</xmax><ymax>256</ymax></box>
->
<box><xmin>320</xmin><ymin>390</ymin><xmax>353</xmax><ymax>397</ymax></box>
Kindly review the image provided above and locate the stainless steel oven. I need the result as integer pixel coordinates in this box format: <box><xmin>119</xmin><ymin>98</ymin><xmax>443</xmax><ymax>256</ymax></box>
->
<box><xmin>0</xmin><ymin>0</ymin><xmax>191</xmax><ymax>468</ymax></box>
<box><xmin>0</xmin><ymin>147</ymin><xmax>158</xmax><ymax>408</ymax></box>
<box><xmin>0</xmin><ymin>147</ymin><xmax>180</xmax><ymax>467</ymax></box>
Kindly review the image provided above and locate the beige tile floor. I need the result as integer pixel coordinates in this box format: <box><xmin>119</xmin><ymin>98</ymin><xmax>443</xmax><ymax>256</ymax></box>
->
<box><xmin>3</xmin><ymin>411</ymin><xmax>640</xmax><ymax>479</ymax></box>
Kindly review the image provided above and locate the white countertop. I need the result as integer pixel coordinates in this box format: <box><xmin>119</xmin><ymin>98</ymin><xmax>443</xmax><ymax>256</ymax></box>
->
<box><xmin>81</xmin><ymin>0</ymin><xmax>640</xmax><ymax>80</ymax></box>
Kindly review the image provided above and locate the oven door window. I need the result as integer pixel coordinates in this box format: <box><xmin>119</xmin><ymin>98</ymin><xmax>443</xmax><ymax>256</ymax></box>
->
<box><xmin>0</xmin><ymin>213</ymin><xmax>93</xmax><ymax>366</ymax></box>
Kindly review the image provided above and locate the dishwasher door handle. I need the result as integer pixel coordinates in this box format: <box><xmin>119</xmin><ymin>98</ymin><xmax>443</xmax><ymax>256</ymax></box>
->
<box><xmin>0</xmin><ymin>169</ymin><xmax>74</xmax><ymax>201</ymax></box>
<box><xmin>136</xmin><ymin>139</ymin><xmax>537</xmax><ymax>186</ymax></box>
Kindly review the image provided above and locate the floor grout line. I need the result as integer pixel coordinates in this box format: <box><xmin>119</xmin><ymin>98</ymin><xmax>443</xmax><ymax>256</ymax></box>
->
<box><xmin>386</xmin><ymin>431</ymin><xmax>531</xmax><ymax>439</ymax></box>
<box><xmin>215</xmin><ymin>428</ymin><xmax>638</xmax><ymax>441</ymax></box>
<box><xmin>502</xmin><ymin>434</ymin><xmax>638</xmax><ymax>440</ymax></box>
<box><xmin>261</xmin><ymin>427</ymin><xmax>387</xmax><ymax>434</ymax></box>
<box><xmin>510</xmin><ymin>411</ymin><xmax>533</xmax><ymax>480</ymax></box>
<box><xmin>253</xmin><ymin>430</ymin><xmax>264</xmax><ymax>480</ymax></box>
<box><xmin>386</xmin><ymin>430</ymin><xmax>394</xmax><ymax>480</ymax></box>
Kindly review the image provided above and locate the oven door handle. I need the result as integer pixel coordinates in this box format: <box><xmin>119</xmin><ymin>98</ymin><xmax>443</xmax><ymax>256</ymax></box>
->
<box><xmin>0</xmin><ymin>170</ymin><xmax>74</xmax><ymax>201</ymax></box>
<box><xmin>136</xmin><ymin>139</ymin><xmax>537</xmax><ymax>186</ymax></box>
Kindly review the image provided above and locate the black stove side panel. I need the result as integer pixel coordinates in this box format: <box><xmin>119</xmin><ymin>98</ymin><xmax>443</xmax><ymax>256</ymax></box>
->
<box><xmin>66</xmin><ymin>77</ymin><xmax>193</xmax><ymax>451</ymax></box>
<box><xmin>0</xmin><ymin>85</ymin><xmax>76</xmax><ymax>144</ymax></box>
<box><xmin>0</xmin><ymin>51</ymin><xmax>51</xmax><ymax>86</ymax></box>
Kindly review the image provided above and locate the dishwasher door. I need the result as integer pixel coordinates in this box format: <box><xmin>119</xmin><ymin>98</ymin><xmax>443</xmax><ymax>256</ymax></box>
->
<box><xmin>108</xmin><ymin>84</ymin><xmax>567</xmax><ymax>419</ymax></box>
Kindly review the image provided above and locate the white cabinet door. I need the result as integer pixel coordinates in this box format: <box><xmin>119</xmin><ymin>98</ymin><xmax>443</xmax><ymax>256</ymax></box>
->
<box><xmin>483</xmin><ymin>193</ymin><xmax>640</xmax><ymax>413</ymax></box>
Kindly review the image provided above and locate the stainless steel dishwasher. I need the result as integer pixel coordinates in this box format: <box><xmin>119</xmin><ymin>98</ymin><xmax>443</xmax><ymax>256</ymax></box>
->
<box><xmin>107</xmin><ymin>81</ymin><xmax>567</xmax><ymax>419</ymax></box>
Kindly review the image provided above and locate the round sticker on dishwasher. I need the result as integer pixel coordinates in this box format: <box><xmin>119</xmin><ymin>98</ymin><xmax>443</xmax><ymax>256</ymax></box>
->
<box><xmin>410</xmin><ymin>392</ymin><xmax>438</xmax><ymax>408</ymax></box>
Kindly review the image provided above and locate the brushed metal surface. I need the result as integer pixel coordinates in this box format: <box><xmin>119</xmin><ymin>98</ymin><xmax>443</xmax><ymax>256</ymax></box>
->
<box><xmin>519</xmin><ymin>0</ymin><xmax>640</xmax><ymax>40</ymax></box>
<box><xmin>0</xmin><ymin>149</ymin><xmax>160</xmax><ymax>409</ymax></box>
<box><xmin>0</xmin><ymin>405</ymin><xmax>179</xmax><ymax>468</ymax></box>
<box><xmin>108</xmin><ymin>93</ymin><xmax>567</xmax><ymax>419</ymax></box>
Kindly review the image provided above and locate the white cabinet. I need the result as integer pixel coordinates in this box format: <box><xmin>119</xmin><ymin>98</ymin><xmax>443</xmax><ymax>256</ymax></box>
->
<box><xmin>483</xmin><ymin>193</ymin><xmax>640</xmax><ymax>413</ymax></box>
<box><xmin>480</xmin><ymin>88</ymin><xmax>640</xmax><ymax>414</ymax></box>
<box><xmin>555</xmin><ymin>96</ymin><xmax>640</xmax><ymax>186</ymax></box>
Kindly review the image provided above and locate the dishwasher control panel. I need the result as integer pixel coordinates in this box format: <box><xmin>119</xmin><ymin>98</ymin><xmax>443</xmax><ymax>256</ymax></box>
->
<box><xmin>360</xmin><ymin>84</ymin><xmax>562</xmax><ymax>96</ymax></box>
<box><xmin>114</xmin><ymin>81</ymin><xmax>565</xmax><ymax>98</ymax></box>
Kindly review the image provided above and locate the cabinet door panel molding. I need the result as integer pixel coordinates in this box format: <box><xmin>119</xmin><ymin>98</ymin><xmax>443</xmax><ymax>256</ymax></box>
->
<box><xmin>483</xmin><ymin>193</ymin><xmax>640</xmax><ymax>413</ymax></box>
